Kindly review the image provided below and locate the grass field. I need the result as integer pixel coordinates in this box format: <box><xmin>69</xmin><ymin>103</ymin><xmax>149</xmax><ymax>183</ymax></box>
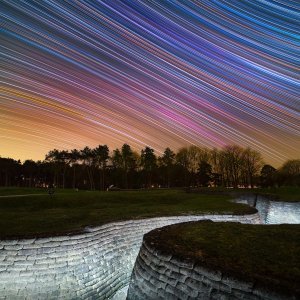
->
<box><xmin>0</xmin><ymin>187</ymin><xmax>75</xmax><ymax>196</ymax></box>
<box><xmin>188</xmin><ymin>186</ymin><xmax>300</xmax><ymax>202</ymax></box>
<box><xmin>145</xmin><ymin>221</ymin><xmax>300</xmax><ymax>297</ymax></box>
<box><xmin>0</xmin><ymin>188</ymin><xmax>256</xmax><ymax>238</ymax></box>
<box><xmin>258</xmin><ymin>187</ymin><xmax>300</xmax><ymax>202</ymax></box>
<box><xmin>0</xmin><ymin>186</ymin><xmax>298</xmax><ymax>238</ymax></box>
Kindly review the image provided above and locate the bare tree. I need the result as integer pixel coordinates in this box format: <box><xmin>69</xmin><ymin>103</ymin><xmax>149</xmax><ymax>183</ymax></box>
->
<box><xmin>176</xmin><ymin>147</ymin><xmax>190</xmax><ymax>187</ymax></box>
<box><xmin>242</xmin><ymin>147</ymin><xmax>264</xmax><ymax>188</ymax></box>
<box><xmin>222</xmin><ymin>145</ymin><xmax>244</xmax><ymax>188</ymax></box>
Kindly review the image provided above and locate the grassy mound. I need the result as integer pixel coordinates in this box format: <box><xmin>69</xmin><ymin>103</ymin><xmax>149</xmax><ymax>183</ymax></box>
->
<box><xmin>145</xmin><ymin>221</ymin><xmax>300</xmax><ymax>298</ymax></box>
<box><xmin>0</xmin><ymin>188</ymin><xmax>256</xmax><ymax>239</ymax></box>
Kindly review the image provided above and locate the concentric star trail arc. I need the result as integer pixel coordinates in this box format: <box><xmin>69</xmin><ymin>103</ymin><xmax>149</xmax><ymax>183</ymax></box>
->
<box><xmin>1</xmin><ymin>0</ymin><xmax>299</xmax><ymax>166</ymax></box>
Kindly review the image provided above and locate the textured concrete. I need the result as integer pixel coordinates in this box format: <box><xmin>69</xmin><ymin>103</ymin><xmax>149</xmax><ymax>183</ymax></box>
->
<box><xmin>127</xmin><ymin>218</ymin><xmax>295</xmax><ymax>300</ymax></box>
<box><xmin>0</xmin><ymin>213</ymin><xmax>260</xmax><ymax>299</ymax></box>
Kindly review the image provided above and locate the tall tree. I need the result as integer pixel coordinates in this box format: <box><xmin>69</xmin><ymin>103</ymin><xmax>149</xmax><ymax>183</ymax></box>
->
<box><xmin>94</xmin><ymin>145</ymin><xmax>109</xmax><ymax>190</ymax></box>
<box><xmin>111</xmin><ymin>148</ymin><xmax>123</xmax><ymax>187</ymax></box>
<box><xmin>176</xmin><ymin>147</ymin><xmax>190</xmax><ymax>187</ymax></box>
<box><xmin>198</xmin><ymin>161</ymin><xmax>213</xmax><ymax>187</ymax></box>
<box><xmin>241</xmin><ymin>147</ymin><xmax>263</xmax><ymax>188</ymax></box>
<box><xmin>186</xmin><ymin>146</ymin><xmax>200</xmax><ymax>177</ymax></box>
<box><xmin>222</xmin><ymin>145</ymin><xmax>244</xmax><ymax>188</ymax></box>
<box><xmin>160</xmin><ymin>147</ymin><xmax>175</xmax><ymax>188</ymax></box>
<box><xmin>80</xmin><ymin>147</ymin><xmax>95</xmax><ymax>190</ymax></box>
<box><xmin>0</xmin><ymin>157</ymin><xmax>20</xmax><ymax>187</ymax></box>
<box><xmin>141</xmin><ymin>146</ymin><xmax>157</xmax><ymax>188</ymax></box>
<box><xmin>45</xmin><ymin>149</ymin><xmax>62</xmax><ymax>187</ymax></box>
<box><xmin>210</xmin><ymin>148</ymin><xmax>224</xmax><ymax>186</ymax></box>
<box><xmin>22</xmin><ymin>160</ymin><xmax>38</xmax><ymax>187</ymax></box>
<box><xmin>280</xmin><ymin>159</ymin><xmax>300</xmax><ymax>186</ymax></box>
<box><xmin>70</xmin><ymin>149</ymin><xmax>80</xmax><ymax>189</ymax></box>
<box><xmin>121</xmin><ymin>144</ymin><xmax>136</xmax><ymax>188</ymax></box>
<box><xmin>59</xmin><ymin>150</ymin><xmax>72</xmax><ymax>189</ymax></box>
<box><xmin>260</xmin><ymin>164</ymin><xmax>277</xmax><ymax>188</ymax></box>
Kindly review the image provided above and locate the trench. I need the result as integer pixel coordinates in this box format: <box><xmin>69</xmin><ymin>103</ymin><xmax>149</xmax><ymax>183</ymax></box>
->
<box><xmin>235</xmin><ymin>194</ymin><xmax>300</xmax><ymax>224</ymax></box>
<box><xmin>1</xmin><ymin>196</ymin><xmax>298</xmax><ymax>299</ymax></box>
<box><xmin>122</xmin><ymin>195</ymin><xmax>300</xmax><ymax>300</ymax></box>
<box><xmin>0</xmin><ymin>214</ymin><xmax>260</xmax><ymax>299</ymax></box>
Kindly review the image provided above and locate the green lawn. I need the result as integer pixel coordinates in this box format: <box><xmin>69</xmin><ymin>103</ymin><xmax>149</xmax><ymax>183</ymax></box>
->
<box><xmin>258</xmin><ymin>187</ymin><xmax>300</xmax><ymax>202</ymax></box>
<box><xmin>0</xmin><ymin>189</ymin><xmax>255</xmax><ymax>238</ymax></box>
<box><xmin>0</xmin><ymin>187</ymin><xmax>75</xmax><ymax>196</ymax></box>
<box><xmin>188</xmin><ymin>187</ymin><xmax>300</xmax><ymax>202</ymax></box>
<box><xmin>145</xmin><ymin>221</ymin><xmax>300</xmax><ymax>298</ymax></box>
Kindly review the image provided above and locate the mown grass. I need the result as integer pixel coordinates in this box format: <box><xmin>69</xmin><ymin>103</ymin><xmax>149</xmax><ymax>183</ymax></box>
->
<box><xmin>145</xmin><ymin>221</ymin><xmax>300</xmax><ymax>298</ymax></box>
<box><xmin>258</xmin><ymin>187</ymin><xmax>300</xmax><ymax>202</ymax></box>
<box><xmin>188</xmin><ymin>187</ymin><xmax>300</xmax><ymax>202</ymax></box>
<box><xmin>0</xmin><ymin>187</ymin><xmax>74</xmax><ymax>196</ymax></box>
<box><xmin>0</xmin><ymin>189</ymin><xmax>256</xmax><ymax>238</ymax></box>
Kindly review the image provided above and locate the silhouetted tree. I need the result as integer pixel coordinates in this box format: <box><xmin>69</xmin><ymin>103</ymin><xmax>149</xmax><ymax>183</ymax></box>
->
<box><xmin>210</xmin><ymin>148</ymin><xmax>224</xmax><ymax>186</ymax></box>
<box><xmin>121</xmin><ymin>144</ymin><xmax>136</xmax><ymax>188</ymax></box>
<box><xmin>80</xmin><ymin>147</ymin><xmax>95</xmax><ymax>190</ymax></box>
<box><xmin>0</xmin><ymin>157</ymin><xmax>20</xmax><ymax>186</ymax></box>
<box><xmin>176</xmin><ymin>147</ymin><xmax>189</xmax><ymax>187</ymax></box>
<box><xmin>260</xmin><ymin>164</ymin><xmax>277</xmax><ymax>188</ymax></box>
<box><xmin>280</xmin><ymin>159</ymin><xmax>300</xmax><ymax>186</ymax></box>
<box><xmin>111</xmin><ymin>148</ymin><xmax>123</xmax><ymax>187</ymax></box>
<box><xmin>70</xmin><ymin>149</ymin><xmax>80</xmax><ymax>189</ymax></box>
<box><xmin>160</xmin><ymin>147</ymin><xmax>175</xmax><ymax>187</ymax></box>
<box><xmin>22</xmin><ymin>160</ymin><xmax>38</xmax><ymax>187</ymax></box>
<box><xmin>3</xmin><ymin>144</ymin><xmax>299</xmax><ymax>190</ymax></box>
<box><xmin>46</xmin><ymin>150</ymin><xmax>72</xmax><ymax>189</ymax></box>
<box><xmin>198</xmin><ymin>161</ymin><xmax>212</xmax><ymax>187</ymax></box>
<box><xmin>222</xmin><ymin>145</ymin><xmax>244</xmax><ymax>188</ymax></box>
<box><xmin>45</xmin><ymin>149</ymin><xmax>62</xmax><ymax>187</ymax></box>
<box><xmin>141</xmin><ymin>146</ymin><xmax>156</xmax><ymax>188</ymax></box>
<box><xmin>241</xmin><ymin>147</ymin><xmax>264</xmax><ymax>188</ymax></box>
<box><xmin>60</xmin><ymin>150</ymin><xmax>72</xmax><ymax>189</ymax></box>
<box><xmin>94</xmin><ymin>145</ymin><xmax>109</xmax><ymax>190</ymax></box>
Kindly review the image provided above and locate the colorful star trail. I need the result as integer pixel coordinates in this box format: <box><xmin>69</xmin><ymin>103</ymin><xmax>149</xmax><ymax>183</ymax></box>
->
<box><xmin>1</xmin><ymin>0</ymin><xmax>299</xmax><ymax>166</ymax></box>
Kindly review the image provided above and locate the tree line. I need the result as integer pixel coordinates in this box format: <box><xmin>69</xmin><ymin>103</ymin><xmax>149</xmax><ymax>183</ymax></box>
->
<box><xmin>0</xmin><ymin>144</ymin><xmax>299</xmax><ymax>189</ymax></box>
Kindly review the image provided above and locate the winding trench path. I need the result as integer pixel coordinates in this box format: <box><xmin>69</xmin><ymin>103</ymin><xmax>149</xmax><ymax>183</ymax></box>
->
<box><xmin>0</xmin><ymin>213</ymin><xmax>260</xmax><ymax>299</ymax></box>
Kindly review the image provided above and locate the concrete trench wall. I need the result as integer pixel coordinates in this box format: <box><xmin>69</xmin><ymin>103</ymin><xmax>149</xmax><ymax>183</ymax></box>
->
<box><xmin>0</xmin><ymin>213</ymin><xmax>260</xmax><ymax>299</ymax></box>
<box><xmin>127</xmin><ymin>222</ymin><xmax>293</xmax><ymax>300</ymax></box>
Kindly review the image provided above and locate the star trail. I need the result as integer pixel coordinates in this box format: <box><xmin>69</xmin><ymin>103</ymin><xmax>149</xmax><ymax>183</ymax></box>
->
<box><xmin>1</xmin><ymin>0</ymin><xmax>299</xmax><ymax>166</ymax></box>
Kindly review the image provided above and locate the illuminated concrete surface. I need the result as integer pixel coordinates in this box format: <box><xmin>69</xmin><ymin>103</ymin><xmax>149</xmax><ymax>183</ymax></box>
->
<box><xmin>236</xmin><ymin>195</ymin><xmax>300</xmax><ymax>224</ymax></box>
<box><xmin>0</xmin><ymin>213</ymin><xmax>260</xmax><ymax>299</ymax></box>
<box><xmin>128</xmin><ymin>237</ymin><xmax>292</xmax><ymax>300</ymax></box>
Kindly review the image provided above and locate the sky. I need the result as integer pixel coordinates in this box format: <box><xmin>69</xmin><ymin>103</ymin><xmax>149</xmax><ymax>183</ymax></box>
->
<box><xmin>1</xmin><ymin>0</ymin><xmax>299</xmax><ymax>167</ymax></box>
